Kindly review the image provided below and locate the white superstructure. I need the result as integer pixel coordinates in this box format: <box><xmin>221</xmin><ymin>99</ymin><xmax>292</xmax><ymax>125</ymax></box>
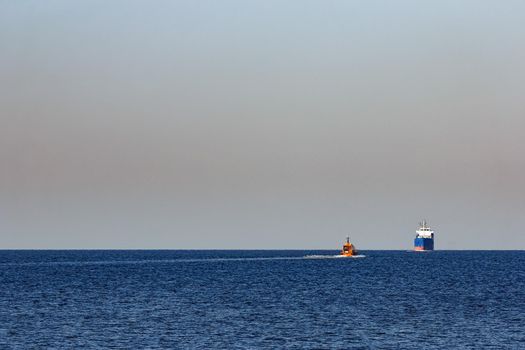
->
<box><xmin>416</xmin><ymin>220</ymin><xmax>434</xmax><ymax>238</ymax></box>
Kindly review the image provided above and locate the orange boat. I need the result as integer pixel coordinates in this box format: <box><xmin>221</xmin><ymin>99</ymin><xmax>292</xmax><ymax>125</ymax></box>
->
<box><xmin>341</xmin><ymin>236</ymin><xmax>358</xmax><ymax>257</ymax></box>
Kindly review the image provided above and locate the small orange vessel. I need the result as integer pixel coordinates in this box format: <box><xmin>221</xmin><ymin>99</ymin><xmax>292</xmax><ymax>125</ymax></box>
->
<box><xmin>341</xmin><ymin>236</ymin><xmax>358</xmax><ymax>257</ymax></box>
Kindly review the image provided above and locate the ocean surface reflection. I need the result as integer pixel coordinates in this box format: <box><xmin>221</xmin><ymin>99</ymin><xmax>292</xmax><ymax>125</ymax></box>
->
<box><xmin>0</xmin><ymin>250</ymin><xmax>523</xmax><ymax>349</ymax></box>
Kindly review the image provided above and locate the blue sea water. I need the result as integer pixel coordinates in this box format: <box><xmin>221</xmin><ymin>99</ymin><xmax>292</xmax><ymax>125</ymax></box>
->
<box><xmin>0</xmin><ymin>250</ymin><xmax>523</xmax><ymax>349</ymax></box>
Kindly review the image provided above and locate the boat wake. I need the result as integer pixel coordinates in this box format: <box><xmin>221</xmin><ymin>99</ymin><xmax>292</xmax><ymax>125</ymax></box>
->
<box><xmin>304</xmin><ymin>254</ymin><xmax>366</xmax><ymax>259</ymax></box>
<box><xmin>1</xmin><ymin>255</ymin><xmax>367</xmax><ymax>267</ymax></box>
<box><xmin>0</xmin><ymin>256</ymin><xmax>307</xmax><ymax>267</ymax></box>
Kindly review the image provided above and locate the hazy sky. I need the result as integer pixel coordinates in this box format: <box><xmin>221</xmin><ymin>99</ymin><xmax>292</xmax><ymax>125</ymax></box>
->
<box><xmin>1</xmin><ymin>1</ymin><xmax>524</xmax><ymax>249</ymax></box>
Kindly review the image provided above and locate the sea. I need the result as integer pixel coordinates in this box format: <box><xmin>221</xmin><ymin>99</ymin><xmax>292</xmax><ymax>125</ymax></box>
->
<box><xmin>0</xmin><ymin>250</ymin><xmax>523</xmax><ymax>349</ymax></box>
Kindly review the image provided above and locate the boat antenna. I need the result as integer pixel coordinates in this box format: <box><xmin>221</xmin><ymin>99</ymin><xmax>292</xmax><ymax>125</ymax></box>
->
<box><xmin>346</xmin><ymin>235</ymin><xmax>350</xmax><ymax>244</ymax></box>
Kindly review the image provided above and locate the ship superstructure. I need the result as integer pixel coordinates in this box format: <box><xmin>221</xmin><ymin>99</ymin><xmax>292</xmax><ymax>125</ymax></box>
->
<box><xmin>341</xmin><ymin>236</ymin><xmax>358</xmax><ymax>257</ymax></box>
<box><xmin>414</xmin><ymin>220</ymin><xmax>434</xmax><ymax>251</ymax></box>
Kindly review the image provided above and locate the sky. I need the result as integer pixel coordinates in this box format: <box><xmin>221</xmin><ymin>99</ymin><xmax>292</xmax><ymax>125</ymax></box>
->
<box><xmin>1</xmin><ymin>0</ymin><xmax>524</xmax><ymax>249</ymax></box>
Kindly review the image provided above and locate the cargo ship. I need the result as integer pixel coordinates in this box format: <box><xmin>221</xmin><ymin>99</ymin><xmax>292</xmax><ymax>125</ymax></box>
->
<box><xmin>341</xmin><ymin>236</ymin><xmax>358</xmax><ymax>257</ymax></box>
<box><xmin>414</xmin><ymin>220</ymin><xmax>434</xmax><ymax>251</ymax></box>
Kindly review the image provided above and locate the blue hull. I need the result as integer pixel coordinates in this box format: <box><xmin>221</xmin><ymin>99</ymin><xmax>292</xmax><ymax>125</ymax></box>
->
<box><xmin>414</xmin><ymin>237</ymin><xmax>434</xmax><ymax>251</ymax></box>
